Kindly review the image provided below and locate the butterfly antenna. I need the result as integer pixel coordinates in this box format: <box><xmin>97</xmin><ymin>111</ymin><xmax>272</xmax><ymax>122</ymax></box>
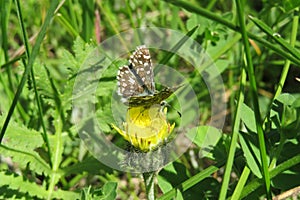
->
<box><xmin>160</xmin><ymin>101</ymin><xmax>181</xmax><ymax>117</ymax></box>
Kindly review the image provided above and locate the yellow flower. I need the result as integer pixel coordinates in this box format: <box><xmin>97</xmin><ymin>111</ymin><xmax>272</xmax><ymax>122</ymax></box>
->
<box><xmin>112</xmin><ymin>104</ymin><xmax>175</xmax><ymax>152</ymax></box>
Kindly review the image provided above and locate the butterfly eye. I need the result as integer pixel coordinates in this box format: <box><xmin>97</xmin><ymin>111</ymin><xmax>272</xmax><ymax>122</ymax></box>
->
<box><xmin>160</xmin><ymin>101</ymin><xmax>167</xmax><ymax>107</ymax></box>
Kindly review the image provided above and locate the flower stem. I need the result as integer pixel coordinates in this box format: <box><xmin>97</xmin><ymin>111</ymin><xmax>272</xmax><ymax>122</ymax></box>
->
<box><xmin>143</xmin><ymin>172</ymin><xmax>156</xmax><ymax>200</ymax></box>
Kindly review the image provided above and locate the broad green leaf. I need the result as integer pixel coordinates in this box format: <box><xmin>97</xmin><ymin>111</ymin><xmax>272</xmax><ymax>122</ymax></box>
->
<box><xmin>158</xmin><ymin>162</ymin><xmax>189</xmax><ymax>194</ymax></box>
<box><xmin>101</xmin><ymin>182</ymin><xmax>118</xmax><ymax>200</ymax></box>
<box><xmin>283</xmin><ymin>0</ymin><xmax>300</xmax><ymax>12</ymax></box>
<box><xmin>270</xmin><ymin>94</ymin><xmax>300</xmax><ymax>137</ymax></box>
<box><xmin>240</xmin><ymin>103</ymin><xmax>256</xmax><ymax>132</ymax></box>
<box><xmin>186</xmin><ymin>126</ymin><xmax>222</xmax><ymax>158</ymax></box>
<box><xmin>175</xmin><ymin>189</ymin><xmax>184</xmax><ymax>200</ymax></box>
<box><xmin>239</xmin><ymin>132</ymin><xmax>263</xmax><ymax>178</ymax></box>
<box><xmin>158</xmin><ymin>163</ymin><xmax>180</xmax><ymax>193</ymax></box>
<box><xmin>292</xmin><ymin>96</ymin><xmax>300</xmax><ymax>108</ymax></box>
<box><xmin>276</xmin><ymin>93</ymin><xmax>296</xmax><ymax>106</ymax></box>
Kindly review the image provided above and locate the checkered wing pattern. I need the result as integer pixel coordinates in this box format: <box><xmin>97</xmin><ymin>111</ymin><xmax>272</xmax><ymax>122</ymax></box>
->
<box><xmin>117</xmin><ymin>45</ymin><xmax>155</xmax><ymax>99</ymax></box>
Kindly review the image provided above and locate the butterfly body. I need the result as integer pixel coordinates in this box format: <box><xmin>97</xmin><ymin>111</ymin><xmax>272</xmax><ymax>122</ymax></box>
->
<box><xmin>126</xmin><ymin>86</ymin><xmax>180</xmax><ymax>107</ymax></box>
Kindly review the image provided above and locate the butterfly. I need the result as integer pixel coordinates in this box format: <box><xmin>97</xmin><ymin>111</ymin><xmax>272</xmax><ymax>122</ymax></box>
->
<box><xmin>117</xmin><ymin>45</ymin><xmax>180</xmax><ymax>107</ymax></box>
<box><xmin>113</xmin><ymin>45</ymin><xmax>181</xmax><ymax>152</ymax></box>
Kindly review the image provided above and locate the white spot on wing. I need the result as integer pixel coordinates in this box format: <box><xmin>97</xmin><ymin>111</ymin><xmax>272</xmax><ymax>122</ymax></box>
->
<box><xmin>128</xmin><ymin>78</ymin><xmax>135</xmax><ymax>84</ymax></box>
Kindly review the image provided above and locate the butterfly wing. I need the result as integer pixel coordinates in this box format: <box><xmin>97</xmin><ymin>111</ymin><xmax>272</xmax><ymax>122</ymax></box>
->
<box><xmin>129</xmin><ymin>45</ymin><xmax>155</xmax><ymax>92</ymax></box>
<box><xmin>117</xmin><ymin>65</ymin><xmax>144</xmax><ymax>98</ymax></box>
<box><xmin>117</xmin><ymin>45</ymin><xmax>155</xmax><ymax>100</ymax></box>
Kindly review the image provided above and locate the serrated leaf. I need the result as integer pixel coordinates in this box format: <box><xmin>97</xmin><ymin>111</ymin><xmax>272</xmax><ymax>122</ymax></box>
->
<box><xmin>52</xmin><ymin>188</ymin><xmax>80</xmax><ymax>199</ymax></box>
<box><xmin>0</xmin><ymin>171</ymin><xmax>48</xmax><ymax>199</ymax></box>
<box><xmin>0</xmin><ymin>171</ymin><xmax>80</xmax><ymax>199</ymax></box>
<box><xmin>72</xmin><ymin>37</ymin><xmax>96</xmax><ymax>65</ymax></box>
<box><xmin>96</xmin><ymin>81</ymin><xmax>116</xmax><ymax>97</ymax></box>
<box><xmin>96</xmin><ymin>108</ymin><xmax>114</xmax><ymax>133</ymax></box>
<box><xmin>0</xmin><ymin>117</ymin><xmax>51</xmax><ymax>175</ymax></box>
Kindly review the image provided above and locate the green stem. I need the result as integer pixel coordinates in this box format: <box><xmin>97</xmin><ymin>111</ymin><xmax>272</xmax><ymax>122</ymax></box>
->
<box><xmin>143</xmin><ymin>172</ymin><xmax>156</xmax><ymax>200</ymax></box>
<box><xmin>235</xmin><ymin>0</ymin><xmax>271</xmax><ymax>199</ymax></box>
<box><xmin>269</xmin><ymin>133</ymin><xmax>285</xmax><ymax>170</ymax></box>
<box><xmin>268</xmin><ymin>8</ymin><xmax>299</xmax><ymax>170</ymax></box>
<box><xmin>31</xmin><ymin>66</ymin><xmax>52</xmax><ymax>167</ymax></box>
<box><xmin>13</xmin><ymin>0</ymin><xmax>52</xmax><ymax>167</ymax></box>
<box><xmin>274</xmin><ymin>8</ymin><xmax>299</xmax><ymax>99</ymax></box>
<box><xmin>0</xmin><ymin>0</ymin><xmax>14</xmax><ymax>91</ymax></box>
<box><xmin>230</xmin><ymin>166</ymin><xmax>251</xmax><ymax>199</ymax></box>
<box><xmin>55</xmin><ymin>13</ymin><xmax>79</xmax><ymax>38</ymax></box>
<box><xmin>47</xmin><ymin>116</ymin><xmax>63</xmax><ymax>200</ymax></box>
<box><xmin>96</xmin><ymin>1</ymin><xmax>128</xmax><ymax>51</ymax></box>
<box><xmin>219</xmin><ymin>66</ymin><xmax>247</xmax><ymax>200</ymax></box>
<box><xmin>44</xmin><ymin>65</ymin><xmax>64</xmax><ymax>199</ymax></box>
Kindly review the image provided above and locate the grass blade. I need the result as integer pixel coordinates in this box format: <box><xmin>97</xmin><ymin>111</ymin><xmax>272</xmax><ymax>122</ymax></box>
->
<box><xmin>249</xmin><ymin>15</ymin><xmax>300</xmax><ymax>60</ymax></box>
<box><xmin>163</xmin><ymin>0</ymin><xmax>300</xmax><ymax>66</ymax></box>
<box><xmin>159</xmin><ymin>25</ymin><xmax>199</xmax><ymax>65</ymax></box>
<box><xmin>235</xmin><ymin>0</ymin><xmax>271</xmax><ymax>199</ymax></box>
<box><xmin>0</xmin><ymin>0</ymin><xmax>59</xmax><ymax>142</ymax></box>
<box><xmin>218</xmin><ymin>67</ymin><xmax>247</xmax><ymax>200</ymax></box>
<box><xmin>238</xmin><ymin>154</ymin><xmax>300</xmax><ymax>199</ymax></box>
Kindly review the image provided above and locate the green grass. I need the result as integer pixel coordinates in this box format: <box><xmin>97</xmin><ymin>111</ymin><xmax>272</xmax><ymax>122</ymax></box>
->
<box><xmin>1</xmin><ymin>1</ymin><xmax>300</xmax><ymax>199</ymax></box>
